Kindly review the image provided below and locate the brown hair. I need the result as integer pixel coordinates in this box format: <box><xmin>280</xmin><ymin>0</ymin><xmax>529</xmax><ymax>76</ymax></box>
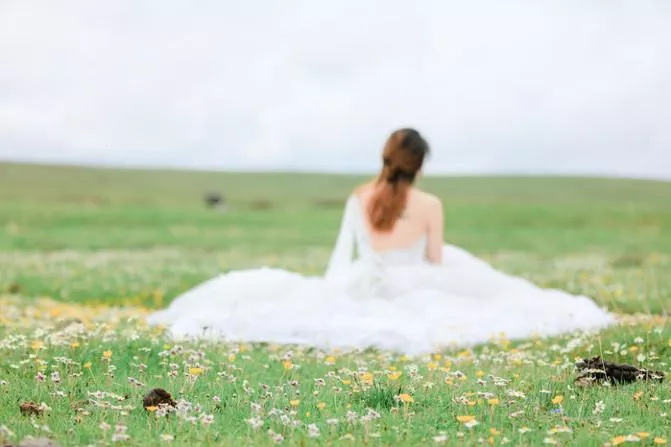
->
<box><xmin>367</xmin><ymin>128</ymin><xmax>430</xmax><ymax>232</ymax></box>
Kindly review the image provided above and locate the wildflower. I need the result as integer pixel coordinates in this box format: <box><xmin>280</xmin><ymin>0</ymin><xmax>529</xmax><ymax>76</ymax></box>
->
<box><xmin>488</xmin><ymin>398</ymin><xmax>500</xmax><ymax>406</ymax></box>
<box><xmin>464</xmin><ymin>420</ymin><xmax>479</xmax><ymax>429</ymax></box>
<box><xmin>317</xmin><ymin>402</ymin><xmax>326</xmax><ymax>410</ymax></box>
<box><xmin>456</xmin><ymin>415</ymin><xmax>475</xmax><ymax>423</ymax></box>
<box><xmin>188</xmin><ymin>367</ymin><xmax>202</xmax><ymax>376</ymax></box>
<box><xmin>289</xmin><ymin>399</ymin><xmax>300</xmax><ymax>407</ymax></box>
<box><xmin>102</xmin><ymin>350</ymin><xmax>112</xmax><ymax>360</ymax></box>
<box><xmin>397</xmin><ymin>393</ymin><xmax>414</xmax><ymax>404</ymax></box>
<box><xmin>268</xmin><ymin>429</ymin><xmax>284</xmax><ymax>444</ymax></box>
<box><xmin>593</xmin><ymin>400</ymin><xmax>605</xmax><ymax>415</ymax></box>
<box><xmin>387</xmin><ymin>372</ymin><xmax>402</xmax><ymax>381</ymax></box>
<box><xmin>247</xmin><ymin>417</ymin><xmax>264</xmax><ymax>430</ymax></box>
<box><xmin>654</xmin><ymin>437</ymin><xmax>667</xmax><ymax>445</ymax></box>
<box><xmin>551</xmin><ymin>395</ymin><xmax>563</xmax><ymax>405</ymax></box>
<box><xmin>200</xmin><ymin>414</ymin><xmax>214</xmax><ymax>425</ymax></box>
<box><xmin>307</xmin><ymin>424</ymin><xmax>320</xmax><ymax>438</ymax></box>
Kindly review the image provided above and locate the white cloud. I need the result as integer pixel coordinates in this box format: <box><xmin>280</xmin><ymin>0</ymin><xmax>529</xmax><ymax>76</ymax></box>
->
<box><xmin>0</xmin><ymin>0</ymin><xmax>670</xmax><ymax>178</ymax></box>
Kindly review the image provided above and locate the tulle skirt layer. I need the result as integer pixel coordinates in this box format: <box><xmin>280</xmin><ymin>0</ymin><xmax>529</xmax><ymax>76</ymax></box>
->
<box><xmin>146</xmin><ymin>245</ymin><xmax>615</xmax><ymax>355</ymax></box>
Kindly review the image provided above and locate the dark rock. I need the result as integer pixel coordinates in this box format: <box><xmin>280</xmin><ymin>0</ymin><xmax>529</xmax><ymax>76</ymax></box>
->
<box><xmin>143</xmin><ymin>388</ymin><xmax>176</xmax><ymax>410</ymax></box>
<box><xmin>574</xmin><ymin>356</ymin><xmax>665</xmax><ymax>386</ymax></box>
<box><xmin>19</xmin><ymin>402</ymin><xmax>42</xmax><ymax>417</ymax></box>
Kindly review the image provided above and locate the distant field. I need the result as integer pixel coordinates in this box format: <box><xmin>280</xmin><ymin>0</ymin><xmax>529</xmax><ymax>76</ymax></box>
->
<box><xmin>2</xmin><ymin>162</ymin><xmax>671</xmax><ymax>446</ymax></box>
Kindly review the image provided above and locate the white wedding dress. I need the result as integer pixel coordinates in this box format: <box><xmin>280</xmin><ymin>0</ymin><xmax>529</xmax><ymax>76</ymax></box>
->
<box><xmin>146</xmin><ymin>195</ymin><xmax>615</xmax><ymax>355</ymax></box>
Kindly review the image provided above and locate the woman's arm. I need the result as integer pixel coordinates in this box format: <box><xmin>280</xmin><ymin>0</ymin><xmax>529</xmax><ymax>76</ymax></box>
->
<box><xmin>425</xmin><ymin>197</ymin><xmax>444</xmax><ymax>264</ymax></box>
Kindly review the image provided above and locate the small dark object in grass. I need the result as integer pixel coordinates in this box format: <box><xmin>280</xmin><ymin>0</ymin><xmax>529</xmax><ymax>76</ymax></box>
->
<box><xmin>203</xmin><ymin>192</ymin><xmax>226</xmax><ymax>209</ymax></box>
<box><xmin>7</xmin><ymin>282</ymin><xmax>21</xmax><ymax>294</ymax></box>
<box><xmin>611</xmin><ymin>253</ymin><xmax>644</xmax><ymax>268</ymax></box>
<box><xmin>142</xmin><ymin>388</ymin><xmax>177</xmax><ymax>410</ymax></box>
<box><xmin>19</xmin><ymin>402</ymin><xmax>42</xmax><ymax>416</ymax></box>
<box><xmin>248</xmin><ymin>199</ymin><xmax>274</xmax><ymax>211</ymax></box>
<box><xmin>574</xmin><ymin>356</ymin><xmax>665</xmax><ymax>386</ymax></box>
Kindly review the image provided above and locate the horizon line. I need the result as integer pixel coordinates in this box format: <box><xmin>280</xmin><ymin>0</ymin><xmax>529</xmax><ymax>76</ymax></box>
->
<box><xmin>1</xmin><ymin>158</ymin><xmax>670</xmax><ymax>183</ymax></box>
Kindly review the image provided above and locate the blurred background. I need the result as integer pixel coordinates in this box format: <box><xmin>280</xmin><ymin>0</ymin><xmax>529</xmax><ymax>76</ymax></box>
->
<box><xmin>1</xmin><ymin>1</ymin><xmax>669</xmax><ymax>178</ymax></box>
<box><xmin>0</xmin><ymin>1</ymin><xmax>669</xmax><ymax>314</ymax></box>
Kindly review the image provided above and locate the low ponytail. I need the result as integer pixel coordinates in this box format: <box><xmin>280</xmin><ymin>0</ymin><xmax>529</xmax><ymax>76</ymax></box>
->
<box><xmin>367</xmin><ymin>129</ymin><xmax>428</xmax><ymax>232</ymax></box>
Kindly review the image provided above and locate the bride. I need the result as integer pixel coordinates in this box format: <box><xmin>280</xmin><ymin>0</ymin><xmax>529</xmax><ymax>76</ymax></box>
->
<box><xmin>147</xmin><ymin>128</ymin><xmax>615</xmax><ymax>355</ymax></box>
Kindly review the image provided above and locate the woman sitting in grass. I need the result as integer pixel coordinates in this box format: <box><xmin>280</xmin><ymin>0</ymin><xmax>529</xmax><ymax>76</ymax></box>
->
<box><xmin>147</xmin><ymin>128</ymin><xmax>614</xmax><ymax>355</ymax></box>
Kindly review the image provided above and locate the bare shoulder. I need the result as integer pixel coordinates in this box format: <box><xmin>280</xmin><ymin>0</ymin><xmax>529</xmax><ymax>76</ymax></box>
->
<box><xmin>353</xmin><ymin>181</ymin><xmax>375</xmax><ymax>198</ymax></box>
<box><xmin>412</xmin><ymin>189</ymin><xmax>443</xmax><ymax>210</ymax></box>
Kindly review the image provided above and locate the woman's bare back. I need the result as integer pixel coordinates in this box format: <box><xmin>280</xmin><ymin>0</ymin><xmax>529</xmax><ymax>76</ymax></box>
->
<box><xmin>355</xmin><ymin>184</ymin><xmax>444</xmax><ymax>263</ymax></box>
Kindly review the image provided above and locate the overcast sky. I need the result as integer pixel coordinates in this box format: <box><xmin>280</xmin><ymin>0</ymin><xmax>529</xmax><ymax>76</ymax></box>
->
<box><xmin>1</xmin><ymin>1</ymin><xmax>670</xmax><ymax>178</ymax></box>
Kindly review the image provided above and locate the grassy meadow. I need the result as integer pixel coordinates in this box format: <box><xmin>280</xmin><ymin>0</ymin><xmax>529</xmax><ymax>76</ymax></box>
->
<box><xmin>1</xmin><ymin>162</ymin><xmax>670</xmax><ymax>446</ymax></box>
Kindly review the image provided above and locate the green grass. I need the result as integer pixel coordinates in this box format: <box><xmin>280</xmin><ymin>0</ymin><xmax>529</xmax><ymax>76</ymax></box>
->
<box><xmin>1</xmin><ymin>162</ymin><xmax>671</xmax><ymax>446</ymax></box>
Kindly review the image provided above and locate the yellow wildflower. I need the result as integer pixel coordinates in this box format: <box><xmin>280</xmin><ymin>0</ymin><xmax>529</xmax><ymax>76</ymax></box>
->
<box><xmin>188</xmin><ymin>367</ymin><xmax>203</xmax><ymax>376</ymax></box>
<box><xmin>552</xmin><ymin>395</ymin><xmax>563</xmax><ymax>405</ymax></box>
<box><xmin>282</xmin><ymin>360</ymin><xmax>293</xmax><ymax>370</ymax></box>
<box><xmin>316</xmin><ymin>402</ymin><xmax>326</xmax><ymax>410</ymax></box>
<box><xmin>290</xmin><ymin>399</ymin><xmax>300</xmax><ymax>407</ymax></box>
<box><xmin>398</xmin><ymin>393</ymin><xmax>414</xmax><ymax>404</ymax></box>
<box><xmin>457</xmin><ymin>415</ymin><xmax>475</xmax><ymax>423</ymax></box>
<box><xmin>488</xmin><ymin>398</ymin><xmax>500</xmax><ymax>406</ymax></box>
<box><xmin>83</xmin><ymin>362</ymin><xmax>92</xmax><ymax>369</ymax></box>
<box><xmin>360</xmin><ymin>372</ymin><xmax>373</xmax><ymax>384</ymax></box>
<box><xmin>654</xmin><ymin>437</ymin><xmax>667</xmax><ymax>445</ymax></box>
<box><xmin>611</xmin><ymin>436</ymin><xmax>626</xmax><ymax>445</ymax></box>
<box><xmin>387</xmin><ymin>372</ymin><xmax>402</xmax><ymax>381</ymax></box>
<box><xmin>102</xmin><ymin>350</ymin><xmax>112</xmax><ymax>360</ymax></box>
